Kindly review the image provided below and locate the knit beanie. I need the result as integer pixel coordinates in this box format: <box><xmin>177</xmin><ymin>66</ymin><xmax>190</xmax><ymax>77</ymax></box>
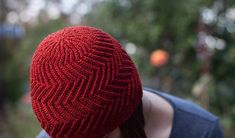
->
<box><xmin>30</xmin><ymin>26</ymin><xmax>142</xmax><ymax>138</ymax></box>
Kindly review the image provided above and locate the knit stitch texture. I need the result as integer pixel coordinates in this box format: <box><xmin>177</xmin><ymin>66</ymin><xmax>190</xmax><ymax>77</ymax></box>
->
<box><xmin>30</xmin><ymin>26</ymin><xmax>142</xmax><ymax>138</ymax></box>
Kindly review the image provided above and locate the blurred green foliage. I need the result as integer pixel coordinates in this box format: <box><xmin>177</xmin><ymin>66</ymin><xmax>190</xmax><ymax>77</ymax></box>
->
<box><xmin>0</xmin><ymin>37</ymin><xmax>23</xmax><ymax>107</ymax></box>
<box><xmin>0</xmin><ymin>19</ymin><xmax>67</xmax><ymax>106</ymax></box>
<box><xmin>0</xmin><ymin>104</ymin><xmax>41</xmax><ymax>138</ymax></box>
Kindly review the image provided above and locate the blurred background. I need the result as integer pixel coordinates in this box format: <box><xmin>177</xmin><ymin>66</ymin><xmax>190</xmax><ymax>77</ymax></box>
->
<box><xmin>0</xmin><ymin>0</ymin><xmax>235</xmax><ymax>137</ymax></box>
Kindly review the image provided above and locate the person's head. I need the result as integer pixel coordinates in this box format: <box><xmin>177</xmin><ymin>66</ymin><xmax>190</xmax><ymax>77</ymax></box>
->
<box><xmin>30</xmin><ymin>26</ymin><xmax>145</xmax><ymax>138</ymax></box>
<box><xmin>102</xmin><ymin>101</ymin><xmax>146</xmax><ymax>138</ymax></box>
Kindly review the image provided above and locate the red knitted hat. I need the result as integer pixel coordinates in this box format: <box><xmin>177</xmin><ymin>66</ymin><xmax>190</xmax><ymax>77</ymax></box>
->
<box><xmin>30</xmin><ymin>26</ymin><xmax>142</xmax><ymax>138</ymax></box>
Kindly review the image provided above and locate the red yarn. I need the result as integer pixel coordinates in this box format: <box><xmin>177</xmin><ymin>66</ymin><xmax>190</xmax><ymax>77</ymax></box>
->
<box><xmin>30</xmin><ymin>26</ymin><xmax>142</xmax><ymax>138</ymax></box>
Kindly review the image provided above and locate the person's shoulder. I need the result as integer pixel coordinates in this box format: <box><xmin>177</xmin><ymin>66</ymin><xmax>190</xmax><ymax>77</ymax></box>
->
<box><xmin>144</xmin><ymin>88</ymin><xmax>224</xmax><ymax>138</ymax></box>
<box><xmin>144</xmin><ymin>88</ymin><xmax>217</xmax><ymax>122</ymax></box>
<box><xmin>36</xmin><ymin>130</ymin><xmax>50</xmax><ymax>138</ymax></box>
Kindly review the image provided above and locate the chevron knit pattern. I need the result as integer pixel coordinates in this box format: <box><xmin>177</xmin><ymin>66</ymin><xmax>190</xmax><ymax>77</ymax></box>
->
<box><xmin>30</xmin><ymin>26</ymin><xmax>142</xmax><ymax>138</ymax></box>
